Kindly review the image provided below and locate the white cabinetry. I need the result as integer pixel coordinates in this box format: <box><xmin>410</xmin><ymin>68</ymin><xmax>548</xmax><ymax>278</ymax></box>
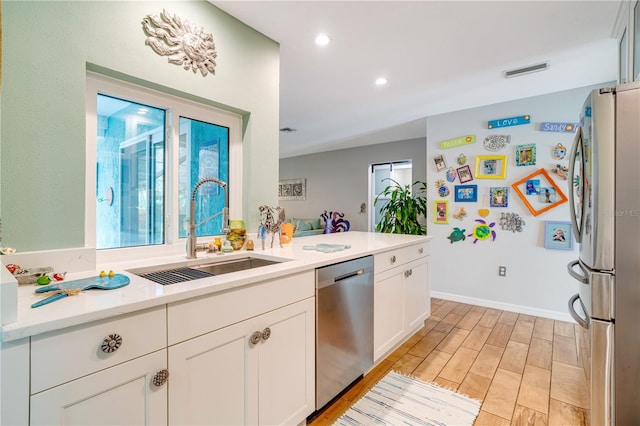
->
<box><xmin>29</xmin><ymin>306</ymin><xmax>168</xmax><ymax>425</ymax></box>
<box><xmin>168</xmin><ymin>297</ymin><xmax>314</xmax><ymax>425</ymax></box>
<box><xmin>24</xmin><ymin>271</ymin><xmax>315</xmax><ymax>426</ymax></box>
<box><xmin>374</xmin><ymin>242</ymin><xmax>430</xmax><ymax>361</ymax></box>
<box><xmin>167</xmin><ymin>271</ymin><xmax>315</xmax><ymax>426</ymax></box>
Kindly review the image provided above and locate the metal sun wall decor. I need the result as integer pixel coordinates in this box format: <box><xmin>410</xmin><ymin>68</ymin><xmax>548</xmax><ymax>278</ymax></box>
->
<box><xmin>142</xmin><ymin>10</ymin><xmax>218</xmax><ymax>76</ymax></box>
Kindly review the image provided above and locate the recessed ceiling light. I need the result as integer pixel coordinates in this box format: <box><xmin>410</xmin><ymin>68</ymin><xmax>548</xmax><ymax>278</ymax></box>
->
<box><xmin>315</xmin><ymin>34</ymin><xmax>330</xmax><ymax>46</ymax></box>
<box><xmin>375</xmin><ymin>77</ymin><xmax>388</xmax><ymax>86</ymax></box>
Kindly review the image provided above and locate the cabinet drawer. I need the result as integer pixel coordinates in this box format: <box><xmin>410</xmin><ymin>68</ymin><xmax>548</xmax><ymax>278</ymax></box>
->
<box><xmin>31</xmin><ymin>305</ymin><xmax>167</xmax><ymax>394</ymax></box>
<box><xmin>374</xmin><ymin>241</ymin><xmax>429</xmax><ymax>274</ymax></box>
<box><xmin>167</xmin><ymin>271</ymin><xmax>314</xmax><ymax>345</ymax></box>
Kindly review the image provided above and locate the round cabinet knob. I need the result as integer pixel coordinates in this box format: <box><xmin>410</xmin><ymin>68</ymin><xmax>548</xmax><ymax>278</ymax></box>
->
<box><xmin>418</xmin><ymin>247</ymin><xmax>424</xmax><ymax>254</ymax></box>
<box><xmin>101</xmin><ymin>333</ymin><xmax>123</xmax><ymax>353</ymax></box>
<box><xmin>250</xmin><ymin>331</ymin><xmax>262</xmax><ymax>345</ymax></box>
<box><xmin>390</xmin><ymin>255</ymin><xmax>396</xmax><ymax>264</ymax></box>
<box><xmin>261</xmin><ymin>327</ymin><xmax>271</xmax><ymax>341</ymax></box>
<box><xmin>152</xmin><ymin>369</ymin><xmax>169</xmax><ymax>387</ymax></box>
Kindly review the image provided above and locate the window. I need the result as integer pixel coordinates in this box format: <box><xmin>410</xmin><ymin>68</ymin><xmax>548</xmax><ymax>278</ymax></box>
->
<box><xmin>86</xmin><ymin>73</ymin><xmax>242</xmax><ymax>257</ymax></box>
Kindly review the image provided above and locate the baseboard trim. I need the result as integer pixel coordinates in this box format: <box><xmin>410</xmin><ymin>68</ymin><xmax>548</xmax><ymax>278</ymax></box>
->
<box><xmin>431</xmin><ymin>291</ymin><xmax>574</xmax><ymax>323</ymax></box>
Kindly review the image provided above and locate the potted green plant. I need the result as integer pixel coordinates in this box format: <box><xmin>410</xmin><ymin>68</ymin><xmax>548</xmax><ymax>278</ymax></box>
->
<box><xmin>374</xmin><ymin>179</ymin><xmax>428</xmax><ymax>235</ymax></box>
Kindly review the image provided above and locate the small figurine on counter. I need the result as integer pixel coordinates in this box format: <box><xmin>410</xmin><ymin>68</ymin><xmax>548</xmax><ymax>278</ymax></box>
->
<box><xmin>258</xmin><ymin>205</ymin><xmax>285</xmax><ymax>249</ymax></box>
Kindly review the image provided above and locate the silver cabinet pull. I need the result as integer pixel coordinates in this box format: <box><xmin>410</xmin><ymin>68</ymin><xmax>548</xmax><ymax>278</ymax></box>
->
<box><xmin>261</xmin><ymin>327</ymin><xmax>271</xmax><ymax>341</ymax></box>
<box><xmin>250</xmin><ymin>331</ymin><xmax>262</xmax><ymax>345</ymax></box>
<box><xmin>152</xmin><ymin>369</ymin><xmax>169</xmax><ymax>387</ymax></box>
<box><xmin>100</xmin><ymin>333</ymin><xmax>123</xmax><ymax>353</ymax></box>
<box><xmin>404</xmin><ymin>269</ymin><xmax>413</xmax><ymax>278</ymax></box>
<box><xmin>418</xmin><ymin>247</ymin><xmax>424</xmax><ymax>254</ymax></box>
<box><xmin>390</xmin><ymin>255</ymin><xmax>396</xmax><ymax>264</ymax></box>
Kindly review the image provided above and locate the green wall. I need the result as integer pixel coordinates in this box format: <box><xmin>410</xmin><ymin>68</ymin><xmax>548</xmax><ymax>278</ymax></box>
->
<box><xmin>1</xmin><ymin>1</ymin><xmax>279</xmax><ymax>252</ymax></box>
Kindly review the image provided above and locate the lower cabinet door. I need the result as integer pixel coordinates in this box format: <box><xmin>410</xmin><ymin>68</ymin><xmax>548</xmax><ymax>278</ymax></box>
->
<box><xmin>168</xmin><ymin>297</ymin><xmax>315</xmax><ymax>426</ymax></box>
<box><xmin>404</xmin><ymin>258</ymin><xmax>430</xmax><ymax>332</ymax></box>
<box><xmin>257</xmin><ymin>297</ymin><xmax>315</xmax><ymax>426</ymax></box>
<box><xmin>168</xmin><ymin>315</ymin><xmax>256</xmax><ymax>426</ymax></box>
<box><xmin>373</xmin><ymin>270</ymin><xmax>405</xmax><ymax>361</ymax></box>
<box><xmin>30</xmin><ymin>350</ymin><xmax>167</xmax><ymax>426</ymax></box>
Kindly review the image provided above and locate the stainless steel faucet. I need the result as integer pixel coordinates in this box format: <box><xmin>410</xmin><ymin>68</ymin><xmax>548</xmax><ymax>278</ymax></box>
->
<box><xmin>187</xmin><ymin>177</ymin><xmax>230</xmax><ymax>259</ymax></box>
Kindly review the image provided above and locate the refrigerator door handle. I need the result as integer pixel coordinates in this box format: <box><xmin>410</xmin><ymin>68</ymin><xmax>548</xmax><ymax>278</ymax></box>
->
<box><xmin>567</xmin><ymin>259</ymin><xmax>589</xmax><ymax>284</ymax></box>
<box><xmin>568</xmin><ymin>126</ymin><xmax>584</xmax><ymax>243</ymax></box>
<box><xmin>568</xmin><ymin>293</ymin><xmax>590</xmax><ymax>329</ymax></box>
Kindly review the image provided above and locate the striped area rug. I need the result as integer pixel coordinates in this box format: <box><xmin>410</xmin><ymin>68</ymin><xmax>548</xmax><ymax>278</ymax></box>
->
<box><xmin>334</xmin><ymin>371</ymin><xmax>481</xmax><ymax>426</ymax></box>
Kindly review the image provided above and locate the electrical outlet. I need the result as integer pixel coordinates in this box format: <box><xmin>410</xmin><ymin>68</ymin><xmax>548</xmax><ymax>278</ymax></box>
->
<box><xmin>498</xmin><ymin>266</ymin><xmax>506</xmax><ymax>277</ymax></box>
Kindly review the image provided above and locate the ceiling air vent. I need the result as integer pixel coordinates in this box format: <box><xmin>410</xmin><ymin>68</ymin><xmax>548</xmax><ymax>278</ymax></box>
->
<box><xmin>504</xmin><ymin>62</ymin><xmax>549</xmax><ymax>78</ymax></box>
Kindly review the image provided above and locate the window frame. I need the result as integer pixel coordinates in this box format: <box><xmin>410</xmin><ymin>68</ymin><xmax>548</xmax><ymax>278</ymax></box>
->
<box><xmin>86</xmin><ymin>72</ymin><xmax>243</xmax><ymax>263</ymax></box>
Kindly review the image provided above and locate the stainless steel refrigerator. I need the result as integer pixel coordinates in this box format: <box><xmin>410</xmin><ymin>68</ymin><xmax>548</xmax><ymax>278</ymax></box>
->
<box><xmin>567</xmin><ymin>81</ymin><xmax>640</xmax><ymax>425</ymax></box>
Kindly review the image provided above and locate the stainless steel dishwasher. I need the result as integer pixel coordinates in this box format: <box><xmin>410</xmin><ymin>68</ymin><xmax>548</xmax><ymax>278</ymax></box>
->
<box><xmin>315</xmin><ymin>255</ymin><xmax>374</xmax><ymax>411</ymax></box>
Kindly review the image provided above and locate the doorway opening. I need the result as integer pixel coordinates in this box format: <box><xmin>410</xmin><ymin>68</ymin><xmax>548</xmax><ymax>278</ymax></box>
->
<box><xmin>369</xmin><ymin>160</ymin><xmax>413</xmax><ymax>231</ymax></box>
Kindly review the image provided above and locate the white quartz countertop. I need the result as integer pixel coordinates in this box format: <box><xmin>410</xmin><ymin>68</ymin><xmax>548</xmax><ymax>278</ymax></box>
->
<box><xmin>1</xmin><ymin>232</ymin><xmax>429</xmax><ymax>342</ymax></box>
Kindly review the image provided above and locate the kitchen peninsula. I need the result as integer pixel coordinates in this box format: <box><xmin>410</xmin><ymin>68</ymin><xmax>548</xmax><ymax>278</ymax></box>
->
<box><xmin>1</xmin><ymin>232</ymin><xmax>430</xmax><ymax>425</ymax></box>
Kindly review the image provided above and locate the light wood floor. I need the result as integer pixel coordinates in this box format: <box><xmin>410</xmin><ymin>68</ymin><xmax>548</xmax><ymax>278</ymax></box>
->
<box><xmin>309</xmin><ymin>298</ymin><xmax>589</xmax><ymax>426</ymax></box>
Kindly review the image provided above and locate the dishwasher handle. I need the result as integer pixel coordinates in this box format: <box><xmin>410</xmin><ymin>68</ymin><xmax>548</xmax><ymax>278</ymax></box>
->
<box><xmin>334</xmin><ymin>268</ymin><xmax>365</xmax><ymax>283</ymax></box>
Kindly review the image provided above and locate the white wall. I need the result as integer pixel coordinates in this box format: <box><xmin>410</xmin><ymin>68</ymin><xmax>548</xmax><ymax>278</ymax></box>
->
<box><xmin>279</xmin><ymin>138</ymin><xmax>426</xmax><ymax>231</ymax></box>
<box><xmin>426</xmin><ymin>82</ymin><xmax>613</xmax><ymax>320</ymax></box>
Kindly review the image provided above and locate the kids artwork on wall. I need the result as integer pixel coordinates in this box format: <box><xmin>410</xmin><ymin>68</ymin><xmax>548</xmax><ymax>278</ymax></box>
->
<box><xmin>475</xmin><ymin>155</ymin><xmax>507</xmax><ymax>179</ymax></box>
<box><xmin>453</xmin><ymin>207</ymin><xmax>468</xmax><ymax>220</ymax></box>
<box><xmin>489</xmin><ymin>187</ymin><xmax>509</xmax><ymax>207</ymax></box>
<box><xmin>483</xmin><ymin>134</ymin><xmax>511</xmax><ymax>151</ymax></box>
<box><xmin>447</xmin><ymin>227</ymin><xmax>467</xmax><ymax>243</ymax></box>
<box><xmin>446</xmin><ymin>167</ymin><xmax>457</xmax><ymax>182</ymax></box>
<box><xmin>544</xmin><ymin>221</ymin><xmax>574</xmax><ymax>250</ymax></box>
<box><xmin>454</xmin><ymin>185</ymin><xmax>478</xmax><ymax>202</ymax></box>
<box><xmin>435</xmin><ymin>179</ymin><xmax>450</xmax><ymax>197</ymax></box>
<box><xmin>552</xmin><ymin>143</ymin><xmax>567</xmax><ymax>160</ymax></box>
<box><xmin>499</xmin><ymin>212</ymin><xmax>525</xmax><ymax>232</ymax></box>
<box><xmin>468</xmin><ymin>218</ymin><xmax>497</xmax><ymax>243</ymax></box>
<box><xmin>456</xmin><ymin>165</ymin><xmax>474</xmax><ymax>183</ymax></box>
<box><xmin>433</xmin><ymin>155</ymin><xmax>447</xmax><ymax>172</ymax></box>
<box><xmin>515</xmin><ymin>144</ymin><xmax>537</xmax><ymax>166</ymax></box>
<box><xmin>433</xmin><ymin>200</ymin><xmax>449</xmax><ymax>224</ymax></box>
<box><xmin>511</xmin><ymin>168</ymin><xmax>568</xmax><ymax>216</ymax></box>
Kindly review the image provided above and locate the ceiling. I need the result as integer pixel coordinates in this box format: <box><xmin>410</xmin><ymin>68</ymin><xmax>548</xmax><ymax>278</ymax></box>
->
<box><xmin>213</xmin><ymin>1</ymin><xmax>621</xmax><ymax>159</ymax></box>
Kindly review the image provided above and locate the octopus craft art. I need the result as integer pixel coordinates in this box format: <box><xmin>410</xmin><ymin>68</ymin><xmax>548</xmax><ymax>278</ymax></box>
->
<box><xmin>321</xmin><ymin>211</ymin><xmax>351</xmax><ymax>233</ymax></box>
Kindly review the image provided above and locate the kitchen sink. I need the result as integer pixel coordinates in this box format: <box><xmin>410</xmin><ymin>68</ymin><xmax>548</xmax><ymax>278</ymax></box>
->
<box><xmin>127</xmin><ymin>256</ymin><xmax>286</xmax><ymax>285</ymax></box>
